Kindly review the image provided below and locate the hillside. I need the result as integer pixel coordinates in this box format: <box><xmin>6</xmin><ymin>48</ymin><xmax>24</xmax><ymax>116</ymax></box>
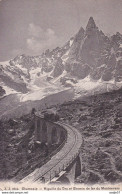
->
<box><xmin>57</xmin><ymin>88</ymin><xmax>122</xmax><ymax>184</ymax></box>
<box><xmin>0</xmin><ymin>88</ymin><xmax>121</xmax><ymax>184</ymax></box>
<box><xmin>0</xmin><ymin>114</ymin><xmax>63</xmax><ymax>181</ymax></box>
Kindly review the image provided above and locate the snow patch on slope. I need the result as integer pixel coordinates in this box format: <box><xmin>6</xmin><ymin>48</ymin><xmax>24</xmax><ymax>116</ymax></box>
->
<box><xmin>15</xmin><ymin>63</ymin><xmax>28</xmax><ymax>74</ymax></box>
<box><xmin>0</xmin><ymin>61</ymin><xmax>10</xmax><ymax>66</ymax></box>
<box><xmin>120</xmin><ymin>44</ymin><xmax>122</xmax><ymax>48</ymax></box>
<box><xmin>20</xmin><ymin>89</ymin><xmax>46</xmax><ymax>102</ymax></box>
<box><xmin>76</xmin><ymin>76</ymin><xmax>100</xmax><ymax>91</ymax></box>
<box><xmin>1</xmin><ymin>82</ymin><xmax>18</xmax><ymax>95</ymax></box>
<box><xmin>62</xmin><ymin>51</ymin><xmax>69</xmax><ymax>64</ymax></box>
<box><xmin>70</xmin><ymin>39</ymin><xmax>74</xmax><ymax>47</ymax></box>
<box><xmin>20</xmin><ymin>85</ymin><xmax>67</xmax><ymax>102</ymax></box>
<box><xmin>51</xmin><ymin>70</ymin><xmax>67</xmax><ymax>83</ymax></box>
<box><xmin>29</xmin><ymin>67</ymin><xmax>41</xmax><ymax>82</ymax></box>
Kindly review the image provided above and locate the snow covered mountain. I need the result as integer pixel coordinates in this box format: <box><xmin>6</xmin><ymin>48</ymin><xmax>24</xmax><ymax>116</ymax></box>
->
<box><xmin>0</xmin><ymin>17</ymin><xmax>122</xmax><ymax>101</ymax></box>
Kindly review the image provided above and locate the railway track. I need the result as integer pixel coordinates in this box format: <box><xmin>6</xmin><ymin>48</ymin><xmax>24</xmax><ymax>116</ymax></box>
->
<box><xmin>19</xmin><ymin>122</ymin><xmax>82</xmax><ymax>183</ymax></box>
<box><xmin>35</xmin><ymin>122</ymin><xmax>78</xmax><ymax>182</ymax></box>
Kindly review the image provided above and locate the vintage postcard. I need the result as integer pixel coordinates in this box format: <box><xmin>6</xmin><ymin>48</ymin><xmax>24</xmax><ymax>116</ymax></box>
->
<box><xmin>0</xmin><ymin>0</ymin><xmax>122</xmax><ymax>193</ymax></box>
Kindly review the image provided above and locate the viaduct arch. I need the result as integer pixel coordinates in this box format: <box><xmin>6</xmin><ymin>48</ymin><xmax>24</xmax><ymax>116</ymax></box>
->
<box><xmin>34</xmin><ymin>115</ymin><xmax>63</xmax><ymax>145</ymax></box>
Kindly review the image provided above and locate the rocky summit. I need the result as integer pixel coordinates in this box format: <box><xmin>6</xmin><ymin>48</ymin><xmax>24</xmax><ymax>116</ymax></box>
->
<box><xmin>66</xmin><ymin>17</ymin><xmax>122</xmax><ymax>81</ymax></box>
<box><xmin>0</xmin><ymin>17</ymin><xmax>122</xmax><ymax>99</ymax></box>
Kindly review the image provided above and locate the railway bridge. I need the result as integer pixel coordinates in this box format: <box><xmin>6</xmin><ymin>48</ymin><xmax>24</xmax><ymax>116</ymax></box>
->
<box><xmin>19</xmin><ymin>112</ymin><xmax>83</xmax><ymax>184</ymax></box>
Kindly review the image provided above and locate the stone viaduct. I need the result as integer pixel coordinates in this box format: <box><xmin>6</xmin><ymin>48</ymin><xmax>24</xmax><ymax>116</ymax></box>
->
<box><xmin>19</xmin><ymin>112</ymin><xmax>83</xmax><ymax>184</ymax></box>
<box><xmin>34</xmin><ymin>114</ymin><xmax>65</xmax><ymax>146</ymax></box>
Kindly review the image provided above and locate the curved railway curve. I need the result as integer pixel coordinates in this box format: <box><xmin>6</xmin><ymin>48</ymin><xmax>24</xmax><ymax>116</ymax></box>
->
<box><xmin>19</xmin><ymin>121</ymin><xmax>82</xmax><ymax>184</ymax></box>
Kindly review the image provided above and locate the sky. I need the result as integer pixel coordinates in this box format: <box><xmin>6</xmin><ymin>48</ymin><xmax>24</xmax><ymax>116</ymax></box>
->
<box><xmin>0</xmin><ymin>0</ymin><xmax>122</xmax><ymax>61</ymax></box>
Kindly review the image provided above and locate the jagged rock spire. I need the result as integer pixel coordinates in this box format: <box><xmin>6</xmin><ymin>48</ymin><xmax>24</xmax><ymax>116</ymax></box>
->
<box><xmin>75</xmin><ymin>26</ymin><xmax>84</xmax><ymax>41</ymax></box>
<box><xmin>86</xmin><ymin>17</ymin><xmax>97</xmax><ymax>30</ymax></box>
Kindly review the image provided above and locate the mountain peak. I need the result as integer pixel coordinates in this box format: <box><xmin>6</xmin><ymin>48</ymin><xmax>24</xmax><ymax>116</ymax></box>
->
<box><xmin>86</xmin><ymin>17</ymin><xmax>96</xmax><ymax>30</ymax></box>
<box><xmin>76</xmin><ymin>26</ymin><xmax>84</xmax><ymax>37</ymax></box>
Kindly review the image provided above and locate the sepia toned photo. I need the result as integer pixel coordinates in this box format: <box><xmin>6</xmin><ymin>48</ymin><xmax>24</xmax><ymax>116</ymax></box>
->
<box><xmin>0</xmin><ymin>0</ymin><xmax>122</xmax><ymax>192</ymax></box>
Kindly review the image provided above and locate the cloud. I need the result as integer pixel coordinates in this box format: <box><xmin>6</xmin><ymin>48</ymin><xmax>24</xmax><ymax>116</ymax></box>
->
<box><xmin>28</xmin><ymin>23</ymin><xmax>43</xmax><ymax>38</ymax></box>
<box><xmin>26</xmin><ymin>23</ymin><xmax>61</xmax><ymax>54</ymax></box>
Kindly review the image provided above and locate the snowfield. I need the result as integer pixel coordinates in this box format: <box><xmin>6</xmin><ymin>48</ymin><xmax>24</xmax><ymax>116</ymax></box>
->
<box><xmin>19</xmin><ymin>86</ymin><xmax>66</xmax><ymax>102</ymax></box>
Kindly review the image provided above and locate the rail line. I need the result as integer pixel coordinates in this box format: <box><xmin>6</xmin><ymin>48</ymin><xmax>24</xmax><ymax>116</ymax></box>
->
<box><xmin>35</xmin><ymin>122</ymin><xmax>78</xmax><ymax>182</ymax></box>
<box><xmin>19</xmin><ymin>121</ymin><xmax>82</xmax><ymax>183</ymax></box>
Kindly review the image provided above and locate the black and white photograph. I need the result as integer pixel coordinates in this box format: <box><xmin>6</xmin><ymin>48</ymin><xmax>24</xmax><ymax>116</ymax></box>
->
<box><xmin>0</xmin><ymin>0</ymin><xmax>122</xmax><ymax>191</ymax></box>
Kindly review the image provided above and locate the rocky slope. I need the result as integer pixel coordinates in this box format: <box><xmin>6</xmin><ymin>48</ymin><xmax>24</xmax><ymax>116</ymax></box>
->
<box><xmin>66</xmin><ymin>17</ymin><xmax>122</xmax><ymax>82</ymax></box>
<box><xmin>0</xmin><ymin>114</ymin><xmax>63</xmax><ymax>181</ymax></box>
<box><xmin>57</xmin><ymin>88</ymin><xmax>122</xmax><ymax>184</ymax></box>
<box><xmin>0</xmin><ymin>86</ymin><xmax>5</xmax><ymax>97</ymax></box>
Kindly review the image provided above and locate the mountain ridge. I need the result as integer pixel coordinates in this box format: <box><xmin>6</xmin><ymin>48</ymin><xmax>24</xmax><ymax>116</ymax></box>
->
<box><xmin>0</xmin><ymin>17</ymin><xmax>122</xmax><ymax>100</ymax></box>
